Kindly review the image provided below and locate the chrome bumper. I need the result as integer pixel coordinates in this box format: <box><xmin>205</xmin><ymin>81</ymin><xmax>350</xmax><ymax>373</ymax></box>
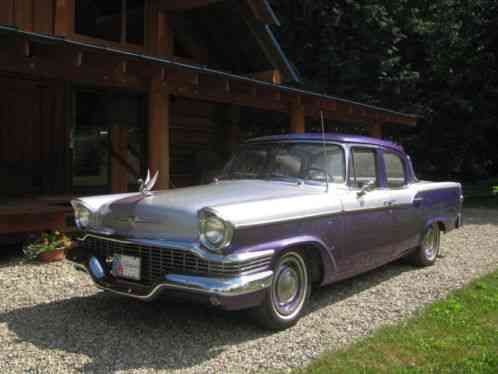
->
<box><xmin>70</xmin><ymin>260</ymin><xmax>273</xmax><ymax>301</ymax></box>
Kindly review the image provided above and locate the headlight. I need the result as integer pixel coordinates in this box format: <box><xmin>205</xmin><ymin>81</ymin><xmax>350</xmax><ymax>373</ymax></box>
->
<box><xmin>71</xmin><ymin>201</ymin><xmax>93</xmax><ymax>230</ymax></box>
<box><xmin>199</xmin><ymin>210</ymin><xmax>233</xmax><ymax>253</ymax></box>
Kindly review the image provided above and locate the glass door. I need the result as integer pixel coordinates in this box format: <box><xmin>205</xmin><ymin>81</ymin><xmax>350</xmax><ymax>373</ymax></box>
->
<box><xmin>71</xmin><ymin>89</ymin><xmax>146</xmax><ymax>195</ymax></box>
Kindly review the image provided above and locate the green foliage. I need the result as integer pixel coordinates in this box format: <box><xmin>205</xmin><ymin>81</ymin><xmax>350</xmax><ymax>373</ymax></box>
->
<box><xmin>270</xmin><ymin>0</ymin><xmax>498</xmax><ymax>180</ymax></box>
<box><xmin>296</xmin><ymin>269</ymin><xmax>498</xmax><ymax>373</ymax></box>
<box><xmin>23</xmin><ymin>231</ymin><xmax>72</xmax><ymax>260</ymax></box>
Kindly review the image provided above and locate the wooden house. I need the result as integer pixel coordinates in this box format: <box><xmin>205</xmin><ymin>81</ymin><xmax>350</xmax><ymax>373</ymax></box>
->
<box><xmin>0</xmin><ymin>0</ymin><xmax>416</xmax><ymax>237</ymax></box>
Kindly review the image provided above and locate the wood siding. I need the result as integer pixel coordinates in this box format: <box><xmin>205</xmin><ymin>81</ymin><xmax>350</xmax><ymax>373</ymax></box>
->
<box><xmin>0</xmin><ymin>0</ymin><xmax>55</xmax><ymax>34</ymax></box>
<box><xmin>170</xmin><ymin>98</ymin><xmax>218</xmax><ymax>187</ymax></box>
<box><xmin>0</xmin><ymin>74</ymin><xmax>66</xmax><ymax>196</ymax></box>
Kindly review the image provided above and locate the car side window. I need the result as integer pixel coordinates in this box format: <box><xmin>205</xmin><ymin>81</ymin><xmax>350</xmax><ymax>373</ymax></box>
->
<box><xmin>384</xmin><ymin>152</ymin><xmax>406</xmax><ymax>188</ymax></box>
<box><xmin>350</xmin><ymin>148</ymin><xmax>378</xmax><ymax>188</ymax></box>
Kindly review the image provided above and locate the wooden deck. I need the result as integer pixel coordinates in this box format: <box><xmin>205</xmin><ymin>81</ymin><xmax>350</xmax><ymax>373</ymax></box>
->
<box><xmin>0</xmin><ymin>196</ymin><xmax>74</xmax><ymax>235</ymax></box>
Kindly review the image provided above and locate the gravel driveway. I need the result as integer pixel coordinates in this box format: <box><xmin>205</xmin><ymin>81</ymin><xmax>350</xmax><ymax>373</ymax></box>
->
<box><xmin>1</xmin><ymin>208</ymin><xmax>497</xmax><ymax>373</ymax></box>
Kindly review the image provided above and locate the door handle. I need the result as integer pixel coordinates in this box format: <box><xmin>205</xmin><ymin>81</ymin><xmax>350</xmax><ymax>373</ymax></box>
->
<box><xmin>384</xmin><ymin>200</ymin><xmax>396</xmax><ymax>207</ymax></box>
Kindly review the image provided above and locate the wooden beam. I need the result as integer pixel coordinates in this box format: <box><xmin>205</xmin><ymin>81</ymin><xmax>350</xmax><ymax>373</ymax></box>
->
<box><xmin>0</xmin><ymin>0</ymin><xmax>15</xmax><ymax>25</ymax></box>
<box><xmin>33</xmin><ymin>0</ymin><xmax>55</xmax><ymax>34</ymax></box>
<box><xmin>245</xmin><ymin>0</ymin><xmax>279</xmax><ymax>25</ymax></box>
<box><xmin>158</xmin><ymin>0</ymin><xmax>223</xmax><ymax>11</ymax></box>
<box><xmin>290</xmin><ymin>101</ymin><xmax>305</xmax><ymax>133</ymax></box>
<box><xmin>0</xmin><ymin>50</ymin><xmax>147</xmax><ymax>91</ymax></box>
<box><xmin>148</xmin><ymin>78</ymin><xmax>170</xmax><ymax>190</ymax></box>
<box><xmin>54</xmin><ymin>0</ymin><xmax>74</xmax><ymax>37</ymax></box>
<box><xmin>147</xmin><ymin>3</ymin><xmax>173</xmax><ymax>57</ymax></box>
<box><xmin>369</xmin><ymin>123</ymin><xmax>383</xmax><ymax>139</ymax></box>
<box><xmin>15</xmin><ymin>0</ymin><xmax>33</xmax><ymax>31</ymax></box>
<box><xmin>246</xmin><ymin>69</ymin><xmax>282</xmax><ymax>84</ymax></box>
<box><xmin>110</xmin><ymin>124</ymin><xmax>129</xmax><ymax>193</ymax></box>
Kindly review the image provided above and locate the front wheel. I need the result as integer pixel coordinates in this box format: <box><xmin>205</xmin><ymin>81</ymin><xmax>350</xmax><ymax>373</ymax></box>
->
<box><xmin>409</xmin><ymin>223</ymin><xmax>441</xmax><ymax>266</ymax></box>
<box><xmin>252</xmin><ymin>251</ymin><xmax>310</xmax><ymax>330</ymax></box>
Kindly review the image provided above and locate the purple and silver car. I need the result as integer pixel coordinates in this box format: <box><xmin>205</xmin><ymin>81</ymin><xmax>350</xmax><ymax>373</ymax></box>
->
<box><xmin>68</xmin><ymin>133</ymin><xmax>463</xmax><ymax>329</ymax></box>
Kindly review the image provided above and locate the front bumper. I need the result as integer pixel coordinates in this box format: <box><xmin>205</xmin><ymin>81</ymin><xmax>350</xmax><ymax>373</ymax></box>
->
<box><xmin>71</xmin><ymin>259</ymin><xmax>273</xmax><ymax>301</ymax></box>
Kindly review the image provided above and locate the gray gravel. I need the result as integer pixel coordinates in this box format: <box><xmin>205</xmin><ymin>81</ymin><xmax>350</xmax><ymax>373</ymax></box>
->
<box><xmin>1</xmin><ymin>208</ymin><xmax>497</xmax><ymax>374</ymax></box>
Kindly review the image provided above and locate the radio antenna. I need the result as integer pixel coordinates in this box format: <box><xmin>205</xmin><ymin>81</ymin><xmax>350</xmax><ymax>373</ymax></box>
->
<box><xmin>320</xmin><ymin>110</ymin><xmax>329</xmax><ymax>193</ymax></box>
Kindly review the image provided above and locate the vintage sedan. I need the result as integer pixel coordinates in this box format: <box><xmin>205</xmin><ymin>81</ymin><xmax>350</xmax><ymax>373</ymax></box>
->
<box><xmin>67</xmin><ymin>134</ymin><xmax>463</xmax><ymax>329</ymax></box>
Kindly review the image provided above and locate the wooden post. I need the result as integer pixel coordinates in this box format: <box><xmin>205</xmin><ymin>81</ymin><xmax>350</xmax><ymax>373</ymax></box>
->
<box><xmin>146</xmin><ymin>4</ymin><xmax>173</xmax><ymax>57</ymax></box>
<box><xmin>55</xmin><ymin>0</ymin><xmax>74</xmax><ymax>37</ymax></box>
<box><xmin>369</xmin><ymin>122</ymin><xmax>383</xmax><ymax>139</ymax></box>
<box><xmin>145</xmin><ymin>5</ymin><xmax>173</xmax><ymax>190</ymax></box>
<box><xmin>289</xmin><ymin>101</ymin><xmax>305</xmax><ymax>133</ymax></box>
<box><xmin>110</xmin><ymin>124</ymin><xmax>129</xmax><ymax>193</ymax></box>
<box><xmin>15</xmin><ymin>0</ymin><xmax>33</xmax><ymax>31</ymax></box>
<box><xmin>148</xmin><ymin>79</ymin><xmax>170</xmax><ymax>190</ymax></box>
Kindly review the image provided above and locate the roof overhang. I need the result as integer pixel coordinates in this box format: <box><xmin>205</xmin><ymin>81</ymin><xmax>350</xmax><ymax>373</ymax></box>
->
<box><xmin>0</xmin><ymin>25</ymin><xmax>417</xmax><ymax>127</ymax></box>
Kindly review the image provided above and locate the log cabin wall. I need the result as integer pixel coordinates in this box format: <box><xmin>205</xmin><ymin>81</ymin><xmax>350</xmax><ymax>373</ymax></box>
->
<box><xmin>0</xmin><ymin>0</ymin><xmax>55</xmax><ymax>34</ymax></box>
<box><xmin>170</xmin><ymin>98</ymin><xmax>220</xmax><ymax>188</ymax></box>
<box><xmin>0</xmin><ymin>73</ymin><xmax>67</xmax><ymax>197</ymax></box>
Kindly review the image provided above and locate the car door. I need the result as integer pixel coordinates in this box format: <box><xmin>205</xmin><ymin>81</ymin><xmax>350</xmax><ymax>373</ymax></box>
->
<box><xmin>382</xmin><ymin>151</ymin><xmax>422</xmax><ymax>256</ymax></box>
<box><xmin>338</xmin><ymin>146</ymin><xmax>394</xmax><ymax>274</ymax></box>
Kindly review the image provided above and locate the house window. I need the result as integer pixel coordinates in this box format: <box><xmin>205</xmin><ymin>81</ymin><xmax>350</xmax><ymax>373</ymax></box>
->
<box><xmin>75</xmin><ymin>0</ymin><xmax>145</xmax><ymax>45</ymax></box>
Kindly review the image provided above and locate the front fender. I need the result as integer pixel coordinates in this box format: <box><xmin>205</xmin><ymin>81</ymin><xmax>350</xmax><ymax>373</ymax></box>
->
<box><xmin>236</xmin><ymin>235</ymin><xmax>337</xmax><ymax>286</ymax></box>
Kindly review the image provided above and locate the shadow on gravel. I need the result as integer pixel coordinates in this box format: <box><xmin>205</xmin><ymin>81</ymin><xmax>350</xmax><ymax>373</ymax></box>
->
<box><xmin>0</xmin><ymin>259</ymin><xmax>416</xmax><ymax>372</ymax></box>
<box><xmin>0</xmin><ymin>245</ymin><xmax>23</xmax><ymax>267</ymax></box>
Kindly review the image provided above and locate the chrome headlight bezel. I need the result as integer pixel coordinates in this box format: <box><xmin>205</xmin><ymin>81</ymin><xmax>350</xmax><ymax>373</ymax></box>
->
<box><xmin>71</xmin><ymin>200</ymin><xmax>95</xmax><ymax>230</ymax></box>
<box><xmin>199</xmin><ymin>209</ymin><xmax>234</xmax><ymax>253</ymax></box>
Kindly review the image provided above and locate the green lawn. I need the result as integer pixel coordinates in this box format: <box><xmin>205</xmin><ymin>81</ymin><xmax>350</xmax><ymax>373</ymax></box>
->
<box><xmin>298</xmin><ymin>269</ymin><xmax>498</xmax><ymax>374</ymax></box>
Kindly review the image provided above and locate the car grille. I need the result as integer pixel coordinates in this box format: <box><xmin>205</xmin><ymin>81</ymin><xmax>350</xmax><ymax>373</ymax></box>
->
<box><xmin>79</xmin><ymin>236</ymin><xmax>273</xmax><ymax>285</ymax></box>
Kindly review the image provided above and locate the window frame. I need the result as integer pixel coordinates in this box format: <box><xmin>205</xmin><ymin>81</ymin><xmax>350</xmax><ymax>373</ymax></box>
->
<box><xmin>381</xmin><ymin>150</ymin><xmax>408</xmax><ymax>189</ymax></box>
<box><xmin>348</xmin><ymin>146</ymin><xmax>381</xmax><ymax>189</ymax></box>
<box><xmin>72</xmin><ymin>0</ymin><xmax>146</xmax><ymax>53</ymax></box>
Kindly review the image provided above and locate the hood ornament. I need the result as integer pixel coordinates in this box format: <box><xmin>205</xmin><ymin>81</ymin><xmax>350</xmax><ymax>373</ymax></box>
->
<box><xmin>138</xmin><ymin>169</ymin><xmax>159</xmax><ymax>196</ymax></box>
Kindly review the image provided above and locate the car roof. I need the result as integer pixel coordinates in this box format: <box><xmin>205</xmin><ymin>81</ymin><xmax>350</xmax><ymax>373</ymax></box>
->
<box><xmin>247</xmin><ymin>133</ymin><xmax>404</xmax><ymax>153</ymax></box>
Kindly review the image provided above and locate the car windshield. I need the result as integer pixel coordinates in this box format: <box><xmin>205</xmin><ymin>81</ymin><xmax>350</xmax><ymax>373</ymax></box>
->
<box><xmin>221</xmin><ymin>142</ymin><xmax>346</xmax><ymax>184</ymax></box>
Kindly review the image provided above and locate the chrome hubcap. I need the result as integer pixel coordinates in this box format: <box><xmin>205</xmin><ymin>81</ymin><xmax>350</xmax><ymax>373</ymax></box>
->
<box><xmin>271</xmin><ymin>253</ymin><xmax>308</xmax><ymax>320</ymax></box>
<box><xmin>423</xmin><ymin>225</ymin><xmax>440</xmax><ymax>261</ymax></box>
<box><xmin>276</xmin><ymin>266</ymin><xmax>299</xmax><ymax>304</ymax></box>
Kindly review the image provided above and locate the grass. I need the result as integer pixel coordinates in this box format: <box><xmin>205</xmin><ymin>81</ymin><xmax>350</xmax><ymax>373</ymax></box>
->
<box><xmin>298</xmin><ymin>269</ymin><xmax>498</xmax><ymax>374</ymax></box>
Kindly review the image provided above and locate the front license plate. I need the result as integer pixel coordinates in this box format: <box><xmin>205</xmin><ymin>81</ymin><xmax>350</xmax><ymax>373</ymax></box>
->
<box><xmin>112</xmin><ymin>254</ymin><xmax>141</xmax><ymax>281</ymax></box>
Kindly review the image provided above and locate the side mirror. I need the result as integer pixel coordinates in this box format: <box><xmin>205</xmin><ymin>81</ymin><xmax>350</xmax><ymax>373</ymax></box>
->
<box><xmin>357</xmin><ymin>180</ymin><xmax>376</xmax><ymax>197</ymax></box>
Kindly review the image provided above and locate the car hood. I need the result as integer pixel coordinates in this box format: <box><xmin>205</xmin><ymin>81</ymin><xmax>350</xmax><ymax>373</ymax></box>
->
<box><xmin>87</xmin><ymin>180</ymin><xmax>342</xmax><ymax>241</ymax></box>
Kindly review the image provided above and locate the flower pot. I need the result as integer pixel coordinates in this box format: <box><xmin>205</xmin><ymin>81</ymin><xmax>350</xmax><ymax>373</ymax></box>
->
<box><xmin>37</xmin><ymin>248</ymin><xmax>66</xmax><ymax>263</ymax></box>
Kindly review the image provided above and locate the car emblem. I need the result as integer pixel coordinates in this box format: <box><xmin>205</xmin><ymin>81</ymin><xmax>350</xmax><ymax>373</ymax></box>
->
<box><xmin>138</xmin><ymin>169</ymin><xmax>159</xmax><ymax>196</ymax></box>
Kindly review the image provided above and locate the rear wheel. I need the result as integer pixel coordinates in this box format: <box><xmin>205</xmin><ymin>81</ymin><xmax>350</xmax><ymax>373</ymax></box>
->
<box><xmin>409</xmin><ymin>223</ymin><xmax>441</xmax><ymax>266</ymax></box>
<box><xmin>253</xmin><ymin>251</ymin><xmax>310</xmax><ymax>330</ymax></box>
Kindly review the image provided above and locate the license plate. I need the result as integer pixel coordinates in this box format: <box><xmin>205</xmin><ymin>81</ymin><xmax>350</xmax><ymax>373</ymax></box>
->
<box><xmin>112</xmin><ymin>254</ymin><xmax>141</xmax><ymax>281</ymax></box>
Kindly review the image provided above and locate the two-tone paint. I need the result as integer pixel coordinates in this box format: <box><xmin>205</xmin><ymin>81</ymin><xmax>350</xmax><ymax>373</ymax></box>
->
<box><xmin>68</xmin><ymin>134</ymin><xmax>463</xmax><ymax>311</ymax></box>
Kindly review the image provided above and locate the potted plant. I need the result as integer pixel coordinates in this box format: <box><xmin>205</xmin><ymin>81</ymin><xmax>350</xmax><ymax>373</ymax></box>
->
<box><xmin>23</xmin><ymin>231</ymin><xmax>73</xmax><ymax>262</ymax></box>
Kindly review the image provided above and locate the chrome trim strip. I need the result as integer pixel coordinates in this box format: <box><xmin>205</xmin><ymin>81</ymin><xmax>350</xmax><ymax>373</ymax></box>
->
<box><xmin>233</xmin><ymin>211</ymin><xmax>342</xmax><ymax>229</ymax></box>
<box><xmin>79</xmin><ymin>234</ymin><xmax>275</xmax><ymax>264</ymax></box>
<box><xmin>95</xmin><ymin>270</ymin><xmax>274</xmax><ymax>300</ymax></box>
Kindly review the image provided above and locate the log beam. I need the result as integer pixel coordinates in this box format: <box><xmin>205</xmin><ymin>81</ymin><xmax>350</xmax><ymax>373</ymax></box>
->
<box><xmin>289</xmin><ymin>100</ymin><xmax>305</xmax><ymax>133</ymax></box>
<box><xmin>54</xmin><ymin>0</ymin><xmax>74</xmax><ymax>37</ymax></box>
<box><xmin>158</xmin><ymin>0</ymin><xmax>223</xmax><ymax>11</ymax></box>
<box><xmin>148</xmin><ymin>78</ymin><xmax>170</xmax><ymax>190</ymax></box>
<box><xmin>369</xmin><ymin>123</ymin><xmax>383</xmax><ymax>139</ymax></box>
<box><xmin>110</xmin><ymin>124</ymin><xmax>129</xmax><ymax>193</ymax></box>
